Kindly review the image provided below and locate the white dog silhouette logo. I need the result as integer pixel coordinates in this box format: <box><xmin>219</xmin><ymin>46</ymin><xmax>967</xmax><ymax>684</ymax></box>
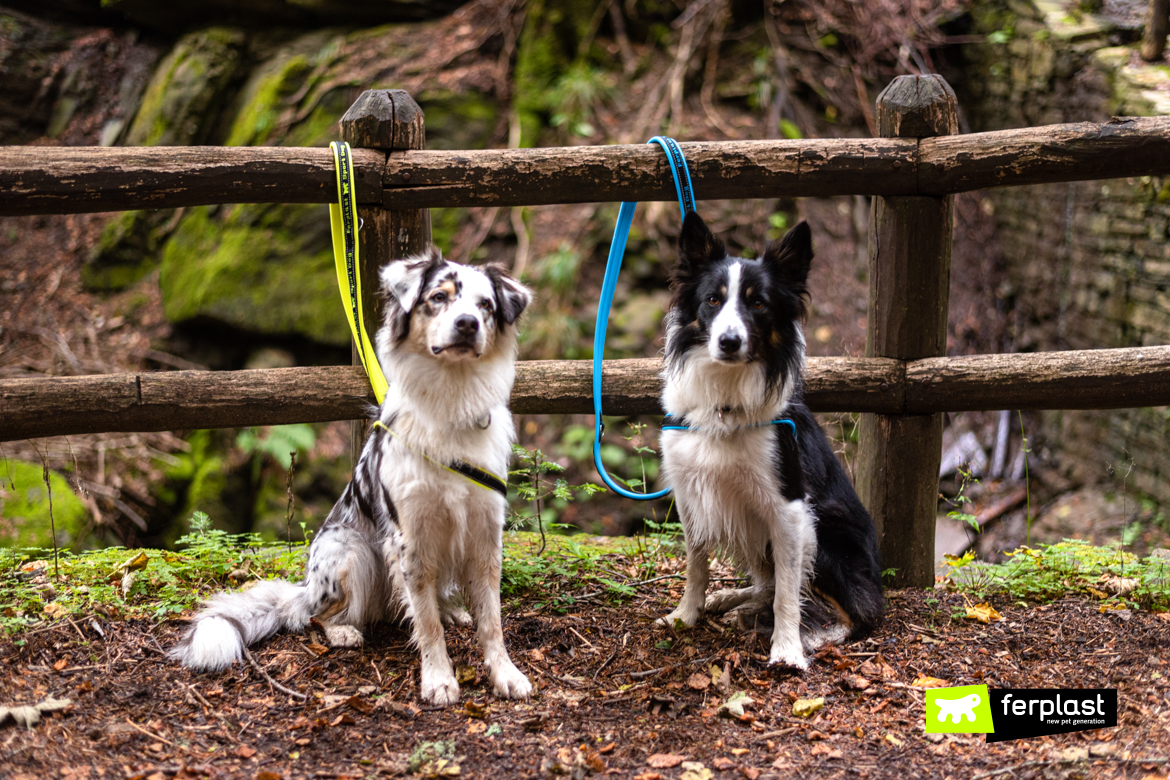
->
<box><xmin>934</xmin><ymin>693</ymin><xmax>982</xmax><ymax>723</ymax></box>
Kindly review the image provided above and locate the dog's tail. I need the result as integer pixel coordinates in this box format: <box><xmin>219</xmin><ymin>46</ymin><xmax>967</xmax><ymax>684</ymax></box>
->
<box><xmin>169</xmin><ymin>579</ymin><xmax>316</xmax><ymax>671</ymax></box>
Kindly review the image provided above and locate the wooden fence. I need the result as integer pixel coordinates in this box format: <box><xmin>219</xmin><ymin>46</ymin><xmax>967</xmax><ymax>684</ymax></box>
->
<box><xmin>4</xmin><ymin>76</ymin><xmax>1170</xmax><ymax>587</ymax></box>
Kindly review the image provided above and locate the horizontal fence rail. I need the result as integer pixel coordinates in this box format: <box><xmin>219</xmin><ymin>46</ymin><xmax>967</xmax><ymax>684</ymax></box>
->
<box><xmin>4</xmin><ymin>345</ymin><xmax>1169</xmax><ymax>442</ymax></box>
<box><xmin>2</xmin><ymin>117</ymin><xmax>1169</xmax><ymax>216</ymax></box>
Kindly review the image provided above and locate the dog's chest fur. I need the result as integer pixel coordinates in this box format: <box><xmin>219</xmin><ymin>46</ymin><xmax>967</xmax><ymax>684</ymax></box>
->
<box><xmin>662</xmin><ymin>427</ymin><xmax>788</xmax><ymax>553</ymax></box>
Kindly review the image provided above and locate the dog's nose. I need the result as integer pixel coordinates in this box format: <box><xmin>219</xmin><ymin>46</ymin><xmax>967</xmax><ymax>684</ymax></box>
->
<box><xmin>718</xmin><ymin>333</ymin><xmax>742</xmax><ymax>354</ymax></box>
<box><xmin>455</xmin><ymin>315</ymin><xmax>479</xmax><ymax>335</ymax></box>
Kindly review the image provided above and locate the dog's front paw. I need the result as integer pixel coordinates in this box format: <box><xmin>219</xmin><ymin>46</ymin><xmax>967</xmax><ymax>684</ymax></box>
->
<box><xmin>490</xmin><ymin>661</ymin><xmax>532</xmax><ymax>700</ymax></box>
<box><xmin>420</xmin><ymin>668</ymin><xmax>461</xmax><ymax>706</ymax></box>
<box><xmin>324</xmin><ymin>624</ymin><xmax>364</xmax><ymax>648</ymax></box>
<box><xmin>657</xmin><ymin>606</ymin><xmax>700</xmax><ymax>629</ymax></box>
<box><xmin>767</xmin><ymin>641</ymin><xmax>808</xmax><ymax>672</ymax></box>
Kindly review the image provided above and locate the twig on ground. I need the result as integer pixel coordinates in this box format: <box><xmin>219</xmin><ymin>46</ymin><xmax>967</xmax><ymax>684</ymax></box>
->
<box><xmin>243</xmin><ymin>647</ymin><xmax>307</xmax><ymax>700</ymax></box>
<box><xmin>125</xmin><ymin>719</ymin><xmax>186</xmax><ymax>751</ymax></box>
<box><xmin>593</xmin><ymin>648</ymin><xmax>619</xmax><ymax>680</ymax></box>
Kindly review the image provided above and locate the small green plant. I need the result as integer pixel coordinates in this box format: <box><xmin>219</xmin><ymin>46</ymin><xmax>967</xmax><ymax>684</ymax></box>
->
<box><xmin>946</xmin><ymin>465</ymin><xmax>981</xmax><ymax>532</ymax></box>
<box><xmin>0</xmin><ymin>510</ymin><xmax>309</xmax><ymax>633</ymax></box>
<box><xmin>408</xmin><ymin>740</ymin><xmax>457</xmax><ymax>774</ymax></box>
<box><xmin>946</xmin><ymin>540</ymin><xmax>1170</xmax><ymax>611</ymax></box>
<box><xmin>509</xmin><ymin>445</ymin><xmax>603</xmax><ymax>555</ymax></box>
<box><xmin>1018</xmin><ymin>411</ymin><xmax>1034</xmax><ymax>543</ymax></box>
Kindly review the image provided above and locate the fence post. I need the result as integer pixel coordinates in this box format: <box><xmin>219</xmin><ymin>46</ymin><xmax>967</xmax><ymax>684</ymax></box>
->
<box><xmin>1143</xmin><ymin>0</ymin><xmax>1170</xmax><ymax>61</ymax></box>
<box><xmin>340</xmin><ymin>89</ymin><xmax>432</xmax><ymax>466</ymax></box>
<box><xmin>856</xmin><ymin>75</ymin><xmax>957</xmax><ymax>589</ymax></box>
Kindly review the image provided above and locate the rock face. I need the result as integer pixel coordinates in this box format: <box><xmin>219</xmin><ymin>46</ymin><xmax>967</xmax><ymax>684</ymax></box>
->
<box><xmin>961</xmin><ymin>0</ymin><xmax>1170</xmax><ymax>506</ymax></box>
<box><xmin>80</xmin><ymin>18</ymin><xmax>500</xmax><ymax>343</ymax></box>
<box><xmin>0</xmin><ymin>461</ymin><xmax>90</xmax><ymax>549</ymax></box>
<box><xmin>4</xmin><ymin>0</ymin><xmax>466</xmax><ymax>32</ymax></box>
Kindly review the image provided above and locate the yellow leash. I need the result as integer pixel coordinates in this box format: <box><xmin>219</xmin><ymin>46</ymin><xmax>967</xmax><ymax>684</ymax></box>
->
<box><xmin>372</xmin><ymin>421</ymin><xmax>508</xmax><ymax>497</ymax></box>
<box><xmin>329</xmin><ymin>141</ymin><xmax>389</xmax><ymax>404</ymax></box>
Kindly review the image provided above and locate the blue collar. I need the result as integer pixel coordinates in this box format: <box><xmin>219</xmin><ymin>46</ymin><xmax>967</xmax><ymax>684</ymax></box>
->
<box><xmin>662</xmin><ymin>414</ymin><xmax>797</xmax><ymax>439</ymax></box>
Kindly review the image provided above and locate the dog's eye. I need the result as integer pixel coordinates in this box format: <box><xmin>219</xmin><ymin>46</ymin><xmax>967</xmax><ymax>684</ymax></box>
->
<box><xmin>478</xmin><ymin>299</ymin><xmax>492</xmax><ymax>312</ymax></box>
<box><xmin>752</xmin><ymin>299</ymin><xmax>765</xmax><ymax>310</ymax></box>
<box><xmin>708</xmin><ymin>297</ymin><xmax>720</xmax><ymax>307</ymax></box>
<box><xmin>430</xmin><ymin>291</ymin><xmax>447</xmax><ymax>304</ymax></box>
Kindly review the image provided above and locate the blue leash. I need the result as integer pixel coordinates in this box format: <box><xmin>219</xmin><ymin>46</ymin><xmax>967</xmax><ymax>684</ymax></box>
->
<box><xmin>592</xmin><ymin>137</ymin><xmax>690</xmax><ymax>500</ymax></box>
<box><xmin>591</xmin><ymin>137</ymin><xmax>795</xmax><ymax>501</ymax></box>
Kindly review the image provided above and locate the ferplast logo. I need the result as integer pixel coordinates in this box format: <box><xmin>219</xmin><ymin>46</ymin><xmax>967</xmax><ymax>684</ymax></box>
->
<box><xmin>925</xmin><ymin>685</ymin><xmax>995</xmax><ymax>734</ymax></box>
<box><xmin>924</xmin><ymin>686</ymin><xmax>1118</xmax><ymax>742</ymax></box>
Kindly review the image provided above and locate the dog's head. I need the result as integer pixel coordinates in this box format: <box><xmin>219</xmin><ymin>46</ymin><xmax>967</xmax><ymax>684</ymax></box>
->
<box><xmin>666</xmin><ymin>212</ymin><xmax>812</xmax><ymax>392</ymax></box>
<box><xmin>379</xmin><ymin>247</ymin><xmax>531</xmax><ymax>363</ymax></box>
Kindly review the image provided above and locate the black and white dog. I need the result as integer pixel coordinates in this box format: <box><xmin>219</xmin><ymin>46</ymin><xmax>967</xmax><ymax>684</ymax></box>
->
<box><xmin>171</xmin><ymin>249</ymin><xmax>533</xmax><ymax>705</ymax></box>
<box><xmin>659</xmin><ymin>213</ymin><xmax>884</xmax><ymax>670</ymax></box>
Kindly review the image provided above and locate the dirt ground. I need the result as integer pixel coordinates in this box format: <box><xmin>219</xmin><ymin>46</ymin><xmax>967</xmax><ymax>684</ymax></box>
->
<box><xmin>2</xmin><ymin>581</ymin><xmax>1169</xmax><ymax>780</ymax></box>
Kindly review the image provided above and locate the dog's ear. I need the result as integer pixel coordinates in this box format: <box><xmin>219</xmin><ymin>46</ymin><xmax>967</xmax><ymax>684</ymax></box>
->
<box><xmin>762</xmin><ymin>220</ymin><xmax>813</xmax><ymax>293</ymax></box>
<box><xmin>484</xmin><ymin>264</ymin><xmax>532</xmax><ymax>325</ymax></box>
<box><xmin>678</xmin><ymin>211</ymin><xmax>725</xmax><ymax>271</ymax></box>
<box><xmin>381</xmin><ymin>247</ymin><xmax>444</xmax><ymax>312</ymax></box>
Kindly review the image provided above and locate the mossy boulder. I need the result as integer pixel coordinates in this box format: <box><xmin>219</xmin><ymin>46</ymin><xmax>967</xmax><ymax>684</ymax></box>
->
<box><xmin>0</xmin><ymin>460</ymin><xmax>90</xmax><ymax>550</ymax></box>
<box><xmin>154</xmin><ymin>24</ymin><xmax>500</xmax><ymax>339</ymax></box>
<box><xmin>158</xmin><ymin>202</ymin><xmax>348</xmax><ymax>345</ymax></box>
<box><xmin>86</xmin><ymin>28</ymin><xmax>247</xmax><ymax>292</ymax></box>
<box><xmin>125</xmin><ymin>27</ymin><xmax>247</xmax><ymax>147</ymax></box>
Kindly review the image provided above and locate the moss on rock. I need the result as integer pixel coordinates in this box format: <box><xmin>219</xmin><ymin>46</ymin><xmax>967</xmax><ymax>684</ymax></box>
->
<box><xmin>126</xmin><ymin>27</ymin><xmax>246</xmax><ymax>147</ymax></box>
<box><xmin>0</xmin><ymin>460</ymin><xmax>90</xmax><ymax>550</ymax></box>
<box><xmin>158</xmin><ymin>203</ymin><xmax>347</xmax><ymax>345</ymax></box>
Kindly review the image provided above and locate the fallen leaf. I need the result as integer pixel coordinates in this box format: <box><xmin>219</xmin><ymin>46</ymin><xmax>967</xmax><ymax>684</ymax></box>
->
<box><xmin>858</xmin><ymin>661</ymin><xmax>881</xmax><ymax>677</ymax></box>
<box><xmin>632</xmin><ymin>774</ymin><xmax>664</xmax><ymax>780</ymax></box>
<box><xmin>417</xmin><ymin>758</ymin><xmax>460</xmax><ymax>778</ymax></box>
<box><xmin>717</xmin><ymin>691</ymin><xmax>753</xmax><ymax>719</ymax></box>
<box><xmin>305</xmin><ymin>643</ymin><xmax>330</xmax><ymax>657</ymax></box>
<box><xmin>680</xmin><ymin>762</ymin><xmax>713</xmax><ymax>780</ymax></box>
<box><xmin>329</xmin><ymin>713</ymin><xmax>355</xmax><ymax>727</ymax></box>
<box><xmin>687</xmin><ymin>673</ymin><xmax>711</xmax><ymax>691</ymax></box>
<box><xmin>529</xmin><ymin>648</ymin><xmax>545</xmax><ymax>662</ymax></box>
<box><xmin>233</xmin><ymin>745</ymin><xmax>257</xmax><ymax>759</ymax></box>
<box><xmin>647</xmin><ymin>753</ymin><xmax>686</xmax><ymax>769</ymax></box>
<box><xmin>598</xmin><ymin>742</ymin><xmax>615</xmax><ymax>755</ymax></box>
<box><xmin>256</xmin><ymin>772</ymin><xmax>283</xmax><ymax>780</ymax></box>
<box><xmin>730</xmin><ymin>748</ymin><xmax>748</xmax><ymax>757</ymax></box>
<box><xmin>118</xmin><ymin>551</ymin><xmax>149</xmax><ymax>572</ymax></box>
<box><xmin>43</xmin><ymin>603</ymin><xmax>67</xmax><ymax>620</ymax></box>
<box><xmin>885</xmin><ymin>734</ymin><xmax>904</xmax><ymax>747</ymax></box>
<box><xmin>462</xmin><ymin>700</ymin><xmax>489</xmax><ymax>719</ymax></box>
<box><xmin>0</xmin><ymin>697</ymin><xmax>71</xmax><ymax>728</ymax></box>
<box><xmin>742</xmin><ymin>769</ymin><xmax>760</xmax><ymax>780</ymax></box>
<box><xmin>455</xmin><ymin>666</ymin><xmax>477</xmax><ymax>684</ymax></box>
<box><xmin>792</xmin><ymin>697</ymin><xmax>824</xmax><ymax>717</ymax></box>
<box><xmin>466</xmin><ymin>721</ymin><xmax>486</xmax><ymax>734</ymax></box>
<box><xmin>843</xmin><ymin>675</ymin><xmax>870</xmax><ymax>691</ymax></box>
<box><xmin>712</xmin><ymin>757</ymin><xmax>735</xmax><ymax>770</ymax></box>
<box><xmin>52</xmin><ymin>659</ymin><xmax>67</xmax><ymax>672</ymax></box>
<box><xmin>345</xmin><ymin>695</ymin><xmax>375</xmax><ymax>715</ymax></box>
<box><xmin>964</xmin><ymin>603</ymin><xmax>1002</xmax><ymax>624</ymax></box>
<box><xmin>1086</xmin><ymin>587</ymin><xmax>1110</xmax><ymax>599</ymax></box>
<box><xmin>910</xmin><ymin>675</ymin><xmax>949</xmax><ymax>689</ymax></box>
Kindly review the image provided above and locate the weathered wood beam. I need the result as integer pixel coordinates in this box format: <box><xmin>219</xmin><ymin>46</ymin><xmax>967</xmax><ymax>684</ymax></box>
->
<box><xmin>4</xmin><ymin>347</ymin><xmax>1170</xmax><ymax>442</ymax></box>
<box><xmin>905</xmin><ymin>345</ymin><xmax>1170</xmax><ymax>412</ymax></box>
<box><xmin>917</xmin><ymin>117</ymin><xmax>1170</xmax><ymax>194</ymax></box>
<box><xmin>3</xmin><ymin>117</ymin><xmax>1170</xmax><ymax>215</ymax></box>
<box><xmin>379</xmin><ymin>138</ymin><xmax>917</xmax><ymax>208</ymax></box>
<box><xmin>0</xmin><ymin>146</ymin><xmax>385</xmax><ymax>216</ymax></box>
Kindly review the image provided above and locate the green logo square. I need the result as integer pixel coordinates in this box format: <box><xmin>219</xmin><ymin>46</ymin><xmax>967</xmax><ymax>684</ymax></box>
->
<box><xmin>925</xmin><ymin>684</ymin><xmax>995</xmax><ymax>734</ymax></box>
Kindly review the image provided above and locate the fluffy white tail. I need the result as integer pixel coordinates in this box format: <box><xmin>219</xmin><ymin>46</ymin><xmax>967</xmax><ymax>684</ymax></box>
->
<box><xmin>169</xmin><ymin>579</ymin><xmax>314</xmax><ymax>671</ymax></box>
